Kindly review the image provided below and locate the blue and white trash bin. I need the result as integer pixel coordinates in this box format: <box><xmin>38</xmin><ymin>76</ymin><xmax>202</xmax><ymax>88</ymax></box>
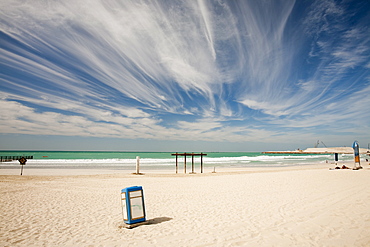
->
<box><xmin>121</xmin><ymin>186</ymin><xmax>146</xmax><ymax>225</ymax></box>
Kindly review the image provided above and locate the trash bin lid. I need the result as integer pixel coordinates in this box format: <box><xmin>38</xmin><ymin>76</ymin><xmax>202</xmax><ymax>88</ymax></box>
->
<box><xmin>121</xmin><ymin>186</ymin><xmax>142</xmax><ymax>193</ymax></box>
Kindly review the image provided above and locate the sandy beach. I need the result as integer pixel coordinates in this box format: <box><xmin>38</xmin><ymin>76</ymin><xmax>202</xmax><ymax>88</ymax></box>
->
<box><xmin>1</xmin><ymin>164</ymin><xmax>369</xmax><ymax>246</ymax></box>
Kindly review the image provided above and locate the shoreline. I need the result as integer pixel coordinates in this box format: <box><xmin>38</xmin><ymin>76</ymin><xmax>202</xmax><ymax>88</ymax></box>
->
<box><xmin>3</xmin><ymin>152</ymin><xmax>368</xmax><ymax>176</ymax></box>
<box><xmin>0</xmin><ymin>162</ymin><xmax>345</xmax><ymax>176</ymax></box>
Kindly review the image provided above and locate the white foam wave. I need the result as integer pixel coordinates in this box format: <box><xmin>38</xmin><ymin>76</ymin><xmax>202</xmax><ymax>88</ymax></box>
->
<box><xmin>1</xmin><ymin>154</ymin><xmax>362</xmax><ymax>169</ymax></box>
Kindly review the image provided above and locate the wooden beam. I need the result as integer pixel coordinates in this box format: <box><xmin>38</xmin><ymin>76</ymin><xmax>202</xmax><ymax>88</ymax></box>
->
<box><xmin>171</xmin><ymin>153</ymin><xmax>208</xmax><ymax>156</ymax></box>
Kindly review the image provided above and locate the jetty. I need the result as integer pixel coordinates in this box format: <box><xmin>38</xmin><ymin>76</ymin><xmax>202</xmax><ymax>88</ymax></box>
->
<box><xmin>0</xmin><ymin>156</ymin><xmax>34</xmax><ymax>162</ymax></box>
<box><xmin>263</xmin><ymin>147</ymin><xmax>368</xmax><ymax>154</ymax></box>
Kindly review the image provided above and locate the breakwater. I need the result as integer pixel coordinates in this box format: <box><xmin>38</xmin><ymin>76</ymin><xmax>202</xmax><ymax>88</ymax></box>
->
<box><xmin>0</xmin><ymin>156</ymin><xmax>33</xmax><ymax>162</ymax></box>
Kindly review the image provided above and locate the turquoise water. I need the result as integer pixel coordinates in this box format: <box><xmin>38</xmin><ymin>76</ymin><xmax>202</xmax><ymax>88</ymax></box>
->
<box><xmin>0</xmin><ymin>151</ymin><xmax>362</xmax><ymax>170</ymax></box>
<box><xmin>0</xmin><ymin>151</ymin><xmax>270</xmax><ymax>159</ymax></box>
<box><xmin>0</xmin><ymin>151</ymin><xmax>174</xmax><ymax>160</ymax></box>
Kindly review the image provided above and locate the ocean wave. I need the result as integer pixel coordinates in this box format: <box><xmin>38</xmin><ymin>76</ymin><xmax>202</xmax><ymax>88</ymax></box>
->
<box><xmin>0</xmin><ymin>153</ymin><xmax>362</xmax><ymax>169</ymax></box>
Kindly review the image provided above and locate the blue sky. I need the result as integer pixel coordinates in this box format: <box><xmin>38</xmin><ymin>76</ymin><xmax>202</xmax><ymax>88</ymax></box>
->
<box><xmin>0</xmin><ymin>0</ymin><xmax>369</xmax><ymax>151</ymax></box>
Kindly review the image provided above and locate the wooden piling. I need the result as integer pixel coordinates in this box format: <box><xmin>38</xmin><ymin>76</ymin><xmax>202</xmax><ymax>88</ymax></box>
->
<box><xmin>201</xmin><ymin>152</ymin><xmax>203</xmax><ymax>173</ymax></box>
<box><xmin>191</xmin><ymin>152</ymin><xmax>195</xmax><ymax>173</ymax></box>
<box><xmin>175</xmin><ymin>152</ymin><xmax>178</xmax><ymax>174</ymax></box>
<box><xmin>0</xmin><ymin>155</ymin><xmax>33</xmax><ymax>162</ymax></box>
<box><xmin>171</xmin><ymin>152</ymin><xmax>207</xmax><ymax>174</ymax></box>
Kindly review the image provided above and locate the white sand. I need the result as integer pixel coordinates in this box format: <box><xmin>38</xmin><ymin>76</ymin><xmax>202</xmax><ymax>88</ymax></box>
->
<box><xmin>1</xmin><ymin>165</ymin><xmax>369</xmax><ymax>246</ymax></box>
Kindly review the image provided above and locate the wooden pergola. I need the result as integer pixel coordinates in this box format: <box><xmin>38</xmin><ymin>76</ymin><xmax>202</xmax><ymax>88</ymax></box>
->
<box><xmin>171</xmin><ymin>152</ymin><xmax>207</xmax><ymax>174</ymax></box>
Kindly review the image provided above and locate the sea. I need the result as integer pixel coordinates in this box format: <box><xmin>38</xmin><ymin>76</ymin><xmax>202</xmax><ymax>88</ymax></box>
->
<box><xmin>0</xmin><ymin>151</ymin><xmax>364</xmax><ymax>171</ymax></box>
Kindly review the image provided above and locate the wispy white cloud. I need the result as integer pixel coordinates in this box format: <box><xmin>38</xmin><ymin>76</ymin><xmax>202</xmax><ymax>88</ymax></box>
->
<box><xmin>1</xmin><ymin>0</ymin><xmax>241</xmax><ymax>112</ymax></box>
<box><xmin>0</xmin><ymin>99</ymin><xmax>283</xmax><ymax>143</ymax></box>
<box><xmin>0</xmin><ymin>0</ymin><xmax>369</xmax><ymax>148</ymax></box>
<box><xmin>238</xmin><ymin>0</ymin><xmax>370</xmax><ymax>130</ymax></box>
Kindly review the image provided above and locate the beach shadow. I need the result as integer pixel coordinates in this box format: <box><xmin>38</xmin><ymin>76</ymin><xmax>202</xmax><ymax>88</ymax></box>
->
<box><xmin>146</xmin><ymin>216</ymin><xmax>172</xmax><ymax>225</ymax></box>
<box><xmin>118</xmin><ymin>217</ymin><xmax>172</xmax><ymax>229</ymax></box>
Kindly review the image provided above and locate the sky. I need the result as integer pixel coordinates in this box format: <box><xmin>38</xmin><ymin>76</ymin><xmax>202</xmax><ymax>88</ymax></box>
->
<box><xmin>0</xmin><ymin>0</ymin><xmax>369</xmax><ymax>152</ymax></box>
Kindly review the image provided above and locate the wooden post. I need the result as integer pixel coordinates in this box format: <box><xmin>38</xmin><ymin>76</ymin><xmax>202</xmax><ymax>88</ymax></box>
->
<box><xmin>201</xmin><ymin>152</ymin><xmax>203</xmax><ymax>173</ymax></box>
<box><xmin>191</xmin><ymin>152</ymin><xmax>195</xmax><ymax>173</ymax></box>
<box><xmin>175</xmin><ymin>152</ymin><xmax>178</xmax><ymax>174</ymax></box>
<box><xmin>184</xmin><ymin>154</ymin><xmax>187</xmax><ymax>174</ymax></box>
<box><xmin>136</xmin><ymin>156</ymin><xmax>140</xmax><ymax>174</ymax></box>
